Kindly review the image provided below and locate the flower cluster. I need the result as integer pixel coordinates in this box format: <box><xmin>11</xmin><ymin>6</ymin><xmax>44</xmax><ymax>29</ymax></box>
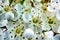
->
<box><xmin>0</xmin><ymin>0</ymin><xmax>60</xmax><ymax>40</ymax></box>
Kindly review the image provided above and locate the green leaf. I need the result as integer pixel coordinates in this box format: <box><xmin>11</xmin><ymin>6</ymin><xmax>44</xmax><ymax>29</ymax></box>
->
<box><xmin>20</xmin><ymin>0</ymin><xmax>25</xmax><ymax>5</ymax></box>
<box><xmin>9</xmin><ymin>0</ymin><xmax>13</xmax><ymax>6</ymax></box>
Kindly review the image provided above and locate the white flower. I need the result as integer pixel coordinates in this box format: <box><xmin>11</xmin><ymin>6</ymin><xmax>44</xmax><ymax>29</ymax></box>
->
<box><xmin>0</xmin><ymin>0</ymin><xmax>60</xmax><ymax>40</ymax></box>
<box><xmin>5</xmin><ymin>11</ymin><xmax>14</xmax><ymax>20</ymax></box>
<box><xmin>5</xmin><ymin>25</ymin><xmax>24</xmax><ymax>40</ymax></box>
<box><xmin>23</xmin><ymin>28</ymin><xmax>34</xmax><ymax>39</ymax></box>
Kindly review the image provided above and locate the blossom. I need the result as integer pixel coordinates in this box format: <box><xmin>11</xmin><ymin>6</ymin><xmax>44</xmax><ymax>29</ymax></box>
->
<box><xmin>0</xmin><ymin>0</ymin><xmax>60</xmax><ymax>40</ymax></box>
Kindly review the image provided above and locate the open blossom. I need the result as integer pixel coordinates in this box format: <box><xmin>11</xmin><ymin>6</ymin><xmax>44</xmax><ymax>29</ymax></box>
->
<box><xmin>0</xmin><ymin>0</ymin><xmax>60</xmax><ymax>40</ymax></box>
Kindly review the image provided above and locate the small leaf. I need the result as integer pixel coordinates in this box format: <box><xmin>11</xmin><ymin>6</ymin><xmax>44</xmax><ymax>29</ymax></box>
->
<box><xmin>20</xmin><ymin>0</ymin><xmax>25</xmax><ymax>5</ymax></box>
<box><xmin>9</xmin><ymin>0</ymin><xmax>13</xmax><ymax>6</ymax></box>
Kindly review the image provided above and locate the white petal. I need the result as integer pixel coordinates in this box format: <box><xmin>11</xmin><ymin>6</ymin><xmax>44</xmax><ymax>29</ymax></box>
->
<box><xmin>15</xmin><ymin>36</ymin><xmax>22</xmax><ymax>40</ymax></box>
<box><xmin>42</xmin><ymin>22</ymin><xmax>51</xmax><ymax>31</ymax></box>
<box><xmin>0</xmin><ymin>13</ymin><xmax>6</xmax><ymax>21</ymax></box>
<box><xmin>44</xmin><ymin>31</ymin><xmax>54</xmax><ymax>38</ymax></box>
<box><xmin>0</xmin><ymin>30</ymin><xmax>10</xmax><ymax>40</ymax></box>
<box><xmin>0</xmin><ymin>33</ymin><xmax>4</xmax><ymax>40</ymax></box>
<box><xmin>0</xmin><ymin>6</ymin><xmax>3</xmax><ymax>11</ymax></box>
<box><xmin>53</xmin><ymin>34</ymin><xmax>60</xmax><ymax>40</ymax></box>
<box><xmin>23</xmin><ymin>0</ymin><xmax>31</xmax><ymax>8</ymax></box>
<box><xmin>51</xmin><ymin>0</ymin><xmax>59</xmax><ymax>3</ymax></box>
<box><xmin>35</xmin><ymin>0</ymin><xmax>41</xmax><ymax>2</ymax></box>
<box><xmin>0</xmin><ymin>20</ymin><xmax>8</xmax><ymax>27</ymax></box>
<box><xmin>52</xmin><ymin>25</ymin><xmax>59</xmax><ymax>33</ymax></box>
<box><xmin>14</xmin><ymin>3</ymin><xmax>23</xmax><ymax>13</ymax></box>
<box><xmin>14</xmin><ymin>12</ymin><xmax>20</xmax><ymax>21</ymax></box>
<box><xmin>23</xmin><ymin>28</ymin><xmax>34</xmax><ymax>38</ymax></box>
<box><xmin>47</xmin><ymin>6</ymin><xmax>57</xmax><ymax>12</ymax></box>
<box><xmin>57</xmin><ymin>26</ymin><xmax>60</xmax><ymax>33</ymax></box>
<box><xmin>0</xmin><ymin>0</ymin><xmax>2</xmax><ymax>4</ymax></box>
<box><xmin>5</xmin><ymin>11</ymin><xmax>14</xmax><ymax>20</ymax></box>
<box><xmin>6</xmin><ymin>21</ymin><xmax>15</xmax><ymax>30</ymax></box>
<box><xmin>3</xmin><ymin>0</ymin><xmax>9</xmax><ymax>6</ymax></box>
<box><xmin>56</xmin><ymin>10</ymin><xmax>60</xmax><ymax>20</ymax></box>
<box><xmin>22</xmin><ymin>13</ymin><xmax>32</xmax><ymax>23</ymax></box>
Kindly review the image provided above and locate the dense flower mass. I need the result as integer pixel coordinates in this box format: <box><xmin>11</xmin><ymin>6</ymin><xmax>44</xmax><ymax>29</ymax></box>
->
<box><xmin>0</xmin><ymin>0</ymin><xmax>60</xmax><ymax>40</ymax></box>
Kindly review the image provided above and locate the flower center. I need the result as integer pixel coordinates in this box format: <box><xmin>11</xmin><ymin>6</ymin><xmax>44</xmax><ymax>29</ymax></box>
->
<box><xmin>41</xmin><ymin>0</ymin><xmax>51</xmax><ymax>4</ymax></box>
<box><xmin>33</xmin><ymin>18</ymin><xmax>38</xmax><ymax>23</ymax></box>
<box><xmin>4</xmin><ymin>5</ymin><xmax>9</xmax><ymax>12</ymax></box>
<box><xmin>15</xmin><ymin>28</ymin><xmax>21</xmax><ymax>34</ymax></box>
<box><xmin>47</xmin><ymin>17</ymin><xmax>56</xmax><ymax>24</ymax></box>
<box><xmin>48</xmin><ymin>19</ymin><xmax>53</xmax><ymax>24</ymax></box>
